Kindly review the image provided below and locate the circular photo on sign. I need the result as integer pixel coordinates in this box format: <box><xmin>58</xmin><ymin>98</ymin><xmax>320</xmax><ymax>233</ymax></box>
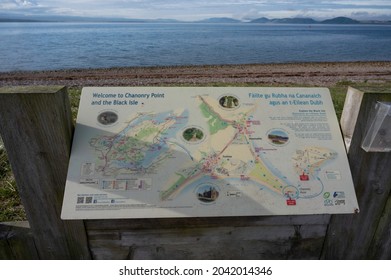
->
<box><xmin>97</xmin><ymin>111</ymin><xmax>118</xmax><ymax>126</ymax></box>
<box><xmin>267</xmin><ymin>129</ymin><xmax>289</xmax><ymax>146</ymax></box>
<box><xmin>182</xmin><ymin>127</ymin><xmax>205</xmax><ymax>143</ymax></box>
<box><xmin>196</xmin><ymin>184</ymin><xmax>220</xmax><ymax>203</ymax></box>
<box><xmin>219</xmin><ymin>95</ymin><xmax>239</xmax><ymax>109</ymax></box>
<box><xmin>283</xmin><ymin>185</ymin><xmax>299</xmax><ymax>199</ymax></box>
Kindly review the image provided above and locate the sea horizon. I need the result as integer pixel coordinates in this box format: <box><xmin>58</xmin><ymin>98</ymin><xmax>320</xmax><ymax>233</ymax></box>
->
<box><xmin>1</xmin><ymin>22</ymin><xmax>391</xmax><ymax>72</ymax></box>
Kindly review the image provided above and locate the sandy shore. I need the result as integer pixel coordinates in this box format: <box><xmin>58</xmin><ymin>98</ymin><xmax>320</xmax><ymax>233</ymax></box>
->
<box><xmin>0</xmin><ymin>61</ymin><xmax>390</xmax><ymax>87</ymax></box>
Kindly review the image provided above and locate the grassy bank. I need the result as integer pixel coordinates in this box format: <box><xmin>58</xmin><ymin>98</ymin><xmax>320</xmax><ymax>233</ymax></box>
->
<box><xmin>0</xmin><ymin>81</ymin><xmax>388</xmax><ymax>221</ymax></box>
<box><xmin>0</xmin><ymin>140</ymin><xmax>25</xmax><ymax>221</ymax></box>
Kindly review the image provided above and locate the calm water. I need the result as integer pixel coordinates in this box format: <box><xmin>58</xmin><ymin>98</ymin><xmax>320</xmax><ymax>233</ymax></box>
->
<box><xmin>0</xmin><ymin>22</ymin><xmax>391</xmax><ymax>72</ymax></box>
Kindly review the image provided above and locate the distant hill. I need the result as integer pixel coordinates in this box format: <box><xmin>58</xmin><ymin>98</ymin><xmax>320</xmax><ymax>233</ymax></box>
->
<box><xmin>250</xmin><ymin>16</ymin><xmax>376</xmax><ymax>25</ymax></box>
<box><xmin>250</xmin><ymin>17</ymin><xmax>270</xmax><ymax>23</ymax></box>
<box><xmin>196</xmin><ymin>17</ymin><xmax>242</xmax><ymax>23</ymax></box>
<box><xmin>321</xmin><ymin>17</ymin><xmax>360</xmax><ymax>24</ymax></box>
<box><xmin>361</xmin><ymin>20</ymin><xmax>391</xmax><ymax>25</ymax></box>
<box><xmin>250</xmin><ymin>17</ymin><xmax>318</xmax><ymax>24</ymax></box>
<box><xmin>0</xmin><ymin>18</ymin><xmax>43</xmax><ymax>22</ymax></box>
<box><xmin>0</xmin><ymin>14</ymin><xmax>390</xmax><ymax>25</ymax></box>
<box><xmin>0</xmin><ymin>18</ymin><xmax>40</xmax><ymax>22</ymax></box>
<box><xmin>0</xmin><ymin>14</ymin><xmax>149</xmax><ymax>23</ymax></box>
<box><xmin>271</xmin><ymin>18</ymin><xmax>318</xmax><ymax>24</ymax></box>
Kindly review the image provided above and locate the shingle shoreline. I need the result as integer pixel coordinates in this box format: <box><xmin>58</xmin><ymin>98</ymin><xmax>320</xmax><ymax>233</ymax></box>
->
<box><xmin>1</xmin><ymin>61</ymin><xmax>390</xmax><ymax>87</ymax></box>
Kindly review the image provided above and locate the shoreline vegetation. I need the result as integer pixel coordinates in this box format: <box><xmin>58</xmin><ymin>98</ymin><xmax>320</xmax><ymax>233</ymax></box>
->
<box><xmin>1</xmin><ymin>61</ymin><xmax>391</xmax><ymax>221</ymax></box>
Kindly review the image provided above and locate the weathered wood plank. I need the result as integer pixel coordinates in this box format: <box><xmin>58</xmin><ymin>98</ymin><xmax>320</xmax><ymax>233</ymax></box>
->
<box><xmin>86</xmin><ymin>215</ymin><xmax>330</xmax><ymax>259</ymax></box>
<box><xmin>0</xmin><ymin>221</ymin><xmax>39</xmax><ymax>259</ymax></box>
<box><xmin>88</xmin><ymin>224</ymin><xmax>327</xmax><ymax>259</ymax></box>
<box><xmin>89</xmin><ymin>240</ymin><xmax>131</xmax><ymax>260</ymax></box>
<box><xmin>0</xmin><ymin>86</ymin><xmax>91</xmax><ymax>259</ymax></box>
<box><xmin>131</xmin><ymin>240</ymin><xmax>293</xmax><ymax>260</ymax></box>
<box><xmin>367</xmin><ymin>194</ymin><xmax>391</xmax><ymax>259</ymax></box>
<box><xmin>0</xmin><ymin>225</ymin><xmax>13</xmax><ymax>259</ymax></box>
<box><xmin>129</xmin><ymin>236</ymin><xmax>326</xmax><ymax>260</ymax></box>
<box><xmin>322</xmin><ymin>87</ymin><xmax>391</xmax><ymax>259</ymax></box>
<box><xmin>85</xmin><ymin>214</ymin><xmax>330</xmax><ymax>231</ymax></box>
<box><xmin>119</xmin><ymin>226</ymin><xmax>296</xmax><ymax>246</ymax></box>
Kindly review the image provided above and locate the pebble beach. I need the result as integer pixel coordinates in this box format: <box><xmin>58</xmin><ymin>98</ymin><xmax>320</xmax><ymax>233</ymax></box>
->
<box><xmin>0</xmin><ymin>61</ymin><xmax>390</xmax><ymax>87</ymax></box>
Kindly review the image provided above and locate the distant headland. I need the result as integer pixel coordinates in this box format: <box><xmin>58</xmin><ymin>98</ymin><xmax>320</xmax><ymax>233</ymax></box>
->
<box><xmin>0</xmin><ymin>15</ymin><xmax>390</xmax><ymax>25</ymax></box>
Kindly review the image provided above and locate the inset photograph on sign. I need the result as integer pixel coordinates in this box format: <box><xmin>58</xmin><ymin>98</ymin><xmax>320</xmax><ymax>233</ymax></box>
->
<box><xmin>196</xmin><ymin>184</ymin><xmax>220</xmax><ymax>203</ymax></box>
<box><xmin>219</xmin><ymin>95</ymin><xmax>239</xmax><ymax>109</ymax></box>
<box><xmin>267</xmin><ymin>129</ymin><xmax>289</xmax><ymax>146</ymax></box>
<box><xmin>182</xmin><ymin>127</ymin><xmax>205</xmax><ymax>143</ymax></box>
<box><xmin>97</xmin><ymin>110</ymin><xmax>118</xmax><ymax>125</ymax></box>
<box><xmin>283</xmin><ymin>185</ymin><xmax>299</xmax><ymax>199</ymax></box>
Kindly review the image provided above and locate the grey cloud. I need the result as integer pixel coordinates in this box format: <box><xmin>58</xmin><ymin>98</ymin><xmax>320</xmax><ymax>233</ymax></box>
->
<box><xmin>1</xmin><ymin>0</ymin><xmax>390</xmax><ymax>20</ymax></box>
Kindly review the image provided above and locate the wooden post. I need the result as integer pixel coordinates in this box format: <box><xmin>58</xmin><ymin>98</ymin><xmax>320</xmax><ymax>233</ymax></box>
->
<box><xmin>0</xmin><ymin>221</ymin><xmax>39</xmax><ymax>259</ymax></box>
<box><xmin>367</xmin><ymin>194</ymin><xmax>391</xmax><ymax>259</ymax></box>
<box><xmin>322</xmin><ymin>86</ymin><xmax>391</xmax><ymax>259</ymax></box>
<box><xmin>0</xmin><ymin>86</ymin><xmax>91</xmax><ymax>259</ymax></box>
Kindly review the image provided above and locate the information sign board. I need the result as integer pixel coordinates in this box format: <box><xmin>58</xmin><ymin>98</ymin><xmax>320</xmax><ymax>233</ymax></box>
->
<box><xmin>61</xmin><ymin>87</ymin><xmax>359</xmax><ymax>219</ymax></box>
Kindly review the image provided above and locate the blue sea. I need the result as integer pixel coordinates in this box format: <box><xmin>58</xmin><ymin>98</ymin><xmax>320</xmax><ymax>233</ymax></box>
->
<box><xmin>0</xmin><ymin>22</ymin><xmax>391</xmax><ymax>72</ymax></box>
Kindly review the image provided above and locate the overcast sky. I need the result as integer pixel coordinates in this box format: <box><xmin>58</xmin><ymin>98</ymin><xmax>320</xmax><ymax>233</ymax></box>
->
<box><xmin>1</xmin><ymin>0</ymin><xmax>391</xmax><ymax>21</ymax></box>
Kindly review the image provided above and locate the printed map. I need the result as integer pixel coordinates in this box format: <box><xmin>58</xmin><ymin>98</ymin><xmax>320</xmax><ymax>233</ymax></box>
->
<box><xmin>61</xmin><ymin>87</ymin><xmax>359</xmax><ymax>219</ymax></box>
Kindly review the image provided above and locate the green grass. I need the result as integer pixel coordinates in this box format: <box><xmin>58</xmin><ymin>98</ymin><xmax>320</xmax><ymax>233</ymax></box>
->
<box><xmin>0</xmin><ymin>140</ymin><xmax>26</xmax><ymax>221</ymax></box>
<box><xmin>68</xmin><ymin>86</ymin><xmax>82</xmax><ymax>121</ymax></box>
<box><xmin>0</xmin><ymin>81</ymin><xmax>388</xmax><ymax>221</ymax></box>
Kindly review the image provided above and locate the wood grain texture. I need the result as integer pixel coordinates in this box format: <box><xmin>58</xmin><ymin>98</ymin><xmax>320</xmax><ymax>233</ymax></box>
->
<box><xmin>86</xmin><ymin>215</ymin><xmax>330</xmax><ymax>259</ymax></box>
<box><xmin>0</xmin><ymin>86</ymin><xmax>91</xmax><ymax>259</ymax></box>
<box><xmin>322</xmin><ymin>88</ymin><xmax>391</xmax><ymax>259</ymax></box>
<box><xmin>367</xmin><ymin>194</ymin><xmax>391</xmax><ymax>259</ymax></box>
<box><xmin>0</xmin><ymin>221</ymin><xmax>39</xmax><ymax>259</ymax></box>
<box><xmin>86</xmin><ymin>216</ymin><xmax>329</xmax><ymax>260</ymax></box>
<box><xmin>85</xmin><ymin>215</ymin><xmax>330</xmax><ymax>230</ymax></box>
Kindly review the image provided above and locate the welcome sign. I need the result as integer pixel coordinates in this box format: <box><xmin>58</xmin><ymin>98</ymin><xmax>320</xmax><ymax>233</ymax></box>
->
<box><xmin>61</xmin><ymin>87</ymin><xmax>359</xmax><ymax>219</ymax></box>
